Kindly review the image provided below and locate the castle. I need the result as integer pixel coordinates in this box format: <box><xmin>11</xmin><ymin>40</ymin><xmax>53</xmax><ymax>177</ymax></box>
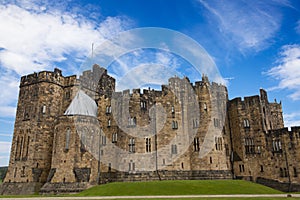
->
<box><xmin>1</xmin><ymin>64</ymin><xmax>300</xmax><ymax>195</ymax></box>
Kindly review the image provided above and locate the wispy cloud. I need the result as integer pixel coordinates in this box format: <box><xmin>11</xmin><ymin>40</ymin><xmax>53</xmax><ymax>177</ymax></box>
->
<box><xmin>198</xmin><ymin>0</ymin><xmax>286</xmax><ymax>52</ymax></box>
<box><xmin>266</xmin><ymin>44</ymin><xmax>300</xmax><ymax>100</ymax></box>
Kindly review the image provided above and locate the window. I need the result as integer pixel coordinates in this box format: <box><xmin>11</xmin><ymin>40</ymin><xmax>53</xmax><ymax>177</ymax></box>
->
<box><xmin>21</xmin><ymin>166</ymin><xmax>25</xmax><ymax>177</ymax></box>
<box><xmin>65</xmin><ymin>91</ymin><xmax>71</xmax><ymax>99</ymax></box>
<box><xmin>112</xmin><ymin>133</ymin><xmax>117</xmax><ymax>143</ymax></box>
<box><xmin>129</xmin><ymin>161</ymin><xmax>135</xmax><ymax>172</ymax></box>
<box><xmin>260</xmin><ymin>165</ymin><xmax>264</xmax><ymax>172</ymax></box>
<box><xmin>128</xmin><ymin>117</ymin><xmax>136</xmax><ymax>127</ymax></box>
<box><xmin>193</xmin><ymin>119</ymin><xmax>199</xmax><ymax>128</ymax></box>
<box><xmin>210</xmin><ymin>157</ymin><xmax>213</xmax><ymax>164</ymax></box>
<box><xmin>213</xmin><ymin>118</ymin><xmax>220</xmax><ymax>127</ymax></box>
<box><xmin>194</xmin><ymin>137</ymin><xmax>200</xmax><ymax>152</ymax></box>
<box><xmin>80</xmin><ymin>129</ymin><xmax>86</xmax><ymax>152</ymax></box>
<box><xmin>243</xmin><ymin>119</ymin><xmax>250</xmax><ymax>128</ymax></box>
<box><xmin>203</xmin><ymin>103</ymin><xmax>207</xmax><ymax>111</ymax></box>
<box><xmin>272</xmin><ymin>139</ymin><xmax>282</xmax><ymax>152</ymax></box>
<box><xmin>129</xmin><ymin>138</ymin><xmax>135</xmax><ymax>153</ymax></box>
<box><xmin>102</xmin><ymin>136</ymin><xmax>106</xmax><ymax>145</ymax></box>
<box><xmin>42</xmin><ymin>105</ymin><xmax>46</xmax><ymax>114</ymax></box>
<box><xmin>171</xmin><ymin>144</ymin><xmax>177</xmax><ymax>154</ymax></box>
<box><xmin>106</xmin><ymin>105</ymin><xmax>111</xmax><ymax>114</ymax></box>
<box><xmin>224</xmin><ymin>144</ymin><xmax>229</xmax><ymax>156</ymax></box>
<box><xmin>65</xmin><ymin>128</ymin><xmax>70</xmax><ymax>152</ymax></box>
<box><xmin>245</xmin><ymin>138</ymin><xmax>255</xmax><ymax>154</ymax></box>
<box><xmin>257</xmin><ymin>146</ymin><xmax>261</xmax><ymax>154</ymax></box>
<box><xmin>294</xmin><ymin>167</ymin><xmax>298</xmax><ymax>177</ymax></box>
<box><xmin>171</xmin><ymin>106</ymin><xmax>175</xmax><ymax>113</ymax></box>
<box><xmin>24</xmin><ymin>106</ymin><xmax>31</xmax><ymax>119</ymax></box>
<box><xmin>108</xmin><ymin>119</ymin><xmax>111</xmax><ymax>127</ymax></box>
<box><xmin>215</xmin><ymin>137</ymin><xmax>223</xmax><ymax>151</ymax></box>
<box><xmin>145</xmin><ymin>138</ymin><xmax>151</xmax><ymax>152</ymax></box>
<box><xmin>172</xmin><ymin>121</ymin><xmax>178</xmax><ymax>129</ymax></box>
<box><xmin>171</xmin><ymin>106</ymin><xmax>175</xmax><ymax>118</ymax></box>
<box><xmin>239</xmin><ymin>164</ymin><xmax>245</xmax><ymax>172</ymax></box>
<box><xmin>141</xmin><ymin>101</ymin><xmax>147</xmax><ymax>110</ymax></box>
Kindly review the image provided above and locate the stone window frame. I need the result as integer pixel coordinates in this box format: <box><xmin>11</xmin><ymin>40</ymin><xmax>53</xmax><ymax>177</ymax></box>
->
<box><xmin>193</xmin><ymin>137</ymin><xmax>200</xmax><ymax>152</ymax></box>
<box><xmin>65</xmin><ymin>127</ymin><xmax>71</xmax><ymax>152</ymax></box>
<box><xmin>112</xmin><ymin>133</ymin><xmax>117</xmax><ymax>143</ymax></box>
<box><xmin>145</xmin><ymin>138</ymin><xmax>151</xmax><ymax>153</ymax></box>
<box><xmin>171</xmin><ymin>144</ymin><xmax>177</xmax><ymax>154</ymax></box>
<box><xmin>129</xmin><ymin>138</ymin><xmax>135</xmax><ymax>153</ymax></box>
<box><xmin>215</xmin><ymin>137</ymin><xmax>223</xmax><ymax>151</ymax></box>
<box><xmin>243</xmin><ymin>119</ymin><xmax>250</xmax><ymax>128</ymax></box>
<box><xmin>172</xmin><ymin>121</ymin><xmax>178</xmax><ymax>129</ymax></box>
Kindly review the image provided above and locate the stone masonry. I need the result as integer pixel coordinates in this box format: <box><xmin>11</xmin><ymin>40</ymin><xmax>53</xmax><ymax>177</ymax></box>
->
<box><xmin>1</xmin><ymin>64</ymin><xmax>300</xmax><ymax>195</ymax></box>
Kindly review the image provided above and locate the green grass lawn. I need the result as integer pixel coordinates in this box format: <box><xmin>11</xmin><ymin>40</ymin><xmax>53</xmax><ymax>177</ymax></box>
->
<box><xmin>76</xmin><ymin>180</ymin><xmax>282</xmax><ymax>196</ymax></box>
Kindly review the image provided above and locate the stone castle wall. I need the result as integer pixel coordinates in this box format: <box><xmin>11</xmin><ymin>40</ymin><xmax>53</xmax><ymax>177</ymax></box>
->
<box><xmin>2</xmin><ymin>65</ymin><xmax>300</xmax><ymax>195</ymax></box>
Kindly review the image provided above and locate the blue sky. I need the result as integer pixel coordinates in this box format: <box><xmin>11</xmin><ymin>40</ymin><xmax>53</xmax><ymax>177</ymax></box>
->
<box><xmin>0</xmin><ymin>0</ymin><xmax>299</xmax><ymax>166</ymax></box>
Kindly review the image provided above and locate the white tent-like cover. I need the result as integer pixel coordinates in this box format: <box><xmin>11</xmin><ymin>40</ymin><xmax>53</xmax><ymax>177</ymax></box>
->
<box><xmin>64</xmin><ymin>90</ymin><xmax>97</xmax><ymax>117</ymax></box>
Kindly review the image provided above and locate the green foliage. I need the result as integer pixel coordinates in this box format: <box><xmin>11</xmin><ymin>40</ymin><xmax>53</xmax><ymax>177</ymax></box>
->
<box><xmin>76</xmin><ymin>180</ymin><xmax>282</xmax><ymax>196</ymax></box>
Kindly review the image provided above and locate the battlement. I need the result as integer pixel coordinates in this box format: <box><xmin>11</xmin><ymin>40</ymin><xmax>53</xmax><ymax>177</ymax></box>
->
<box><xmin>20</xmin><ymin>68</ymin><xmax>76</xmax><ymax>87</ymax></box>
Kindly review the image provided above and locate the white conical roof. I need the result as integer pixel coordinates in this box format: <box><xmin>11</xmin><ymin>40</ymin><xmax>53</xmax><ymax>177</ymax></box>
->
<box><xmin>64</xmin><ymin>90</ymin><xmax>97</xmax><ymax>117</ymax></box>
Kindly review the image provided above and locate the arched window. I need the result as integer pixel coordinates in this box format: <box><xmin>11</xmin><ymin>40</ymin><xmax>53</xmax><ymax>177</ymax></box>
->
<box><xmin>80</xmin><ymin>127</ymin><xmax>88</xmax><ymax>152</ymax></box>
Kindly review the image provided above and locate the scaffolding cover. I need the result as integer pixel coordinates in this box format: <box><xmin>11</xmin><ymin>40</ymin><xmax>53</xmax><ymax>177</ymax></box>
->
<box><xmin>64</xmin><ymin>90</ymin><xmax>97</xmax><ymax>117</ymax></box>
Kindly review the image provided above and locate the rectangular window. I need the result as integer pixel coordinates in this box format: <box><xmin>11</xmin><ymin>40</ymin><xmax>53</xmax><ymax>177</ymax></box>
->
<box><xmin>171</xmin><ymin>144</ymin><xmax>177</xmax><ymax>154</ymax></box>
<box><xmin>112</xmin><ymin>133</ymin><xmax>117</xmax><ymax>143</ymax></box>
<box><xmin>129</xmin><ymin>138</ymin><xmax>135</xmax><ymax>153</ymax></box>
<box><xmin>141</xmin><ymin>101</ymin><xmax>147</xmax><ymax>110</ymax></box>
<box><xmin>129</xmin><ymin>161</ymin><xmax>135</xmax><ymax>172</ymax></box>
<box><xmin>102</xmin><ymin>136</ymin><xmax>106</xmax><ymax>145</ymax></box>
<box><xmin>146</xmin><ymin>138</ymin><xmax>151</xmax><ymax>152</ymax></box>
<box><xmin>42</xmin><ymin>105</ymin><xmax>46</xmax><ymax>114</ymax></box>
<box><xmin>172</xmin><ymin>121</ymin><xmax>178</xmax><ymax>129</ymax></box>
<box><xmin>214</xmin><ymin>118</ymin><xmax>219</xmax><ymax>127</ymax></box>
<box><xmin>65</xmin><ymin>128</ymin><xmax>70</xmax><ymax>151</ymax></box>
<box><xmin>243</xmin><ymin>119</ymin><xmax>250</xmax><ymax>128</ymax></box>
<box><xmin>194</xmin><ymin>137</ymin><xmax>200</xmax><ymax>151</ymax></box>
<box><xmin>24</xmin><ymin>106</ymin><xmax>31</xmax><ymax>119</ymax></box>
<box><xmin>128</xmin><ymin>117</ymin><xmax>137</xmax><ymax>127</ymax></box>
<box><xmin>106</xmin><ymin>106</ymin><xmax>111</xmax><ymax>114</ymax></box>
<box><xmin>215</xmin><ymin>137</ymin><xmax>223</xmax><ymax>151</ymax></box>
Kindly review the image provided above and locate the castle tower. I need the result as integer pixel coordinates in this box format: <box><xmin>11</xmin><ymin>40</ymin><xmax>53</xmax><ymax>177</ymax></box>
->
<box><xmin>228</xmin><ymin>89</ymin><xmax>284</xmax><ymax>181</ymax></box>
<box><xmin>40</xmin><ymin>90</ymin><xmax>101</xmax><ymax>193</ymax></box>
<box><xmin>2</xmin><ymin>69</ymin><xmax>76</xmax><ymax>195</ymax></box>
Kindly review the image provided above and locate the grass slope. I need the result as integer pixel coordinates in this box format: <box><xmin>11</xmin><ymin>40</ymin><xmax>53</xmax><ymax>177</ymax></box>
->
<box><xmin>77</xmin><ymin>180</ymin><xmax>282</xmax><ymax>196</ymax></box>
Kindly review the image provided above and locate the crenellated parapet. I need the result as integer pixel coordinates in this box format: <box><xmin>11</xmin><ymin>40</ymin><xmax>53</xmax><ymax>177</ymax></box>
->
<box><xmin>20</xmin><ymin>68</ymin><xmax>77</xmax><ymax>88</ymax></box>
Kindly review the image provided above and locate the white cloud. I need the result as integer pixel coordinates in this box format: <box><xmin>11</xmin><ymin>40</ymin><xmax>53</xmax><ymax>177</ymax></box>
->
<box><xmin>198</xmin><ymin>0</ymin><xmax>284</xmax><ymax>52</ymax></box>
<box><xmin>284</xmin><ymin>112</ymin><xmax>300</xmax><ymax>128</ymax></box>
<box><xmin>0</xmin><ymin>1</ymin><xmax>132</xmax><ymax>118</ymax></box>
<box><xmin>0</xmin><ymin>141</ymin><xmax>11</xmax><ymax>166</ymax></box>
<box><xmin>266</xmin><ymin>44</ymin><xmax>300</xmax><ymax>100</ymax></box>
<box><xmin>0</xmin><ymin>4</ymin><xmax>130</xmax><ymax>74</ymax></box>
<box><xmin>0</xmin><ymin>141</ymin><xmax>11</xmax><ymax>153</ymax></box>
